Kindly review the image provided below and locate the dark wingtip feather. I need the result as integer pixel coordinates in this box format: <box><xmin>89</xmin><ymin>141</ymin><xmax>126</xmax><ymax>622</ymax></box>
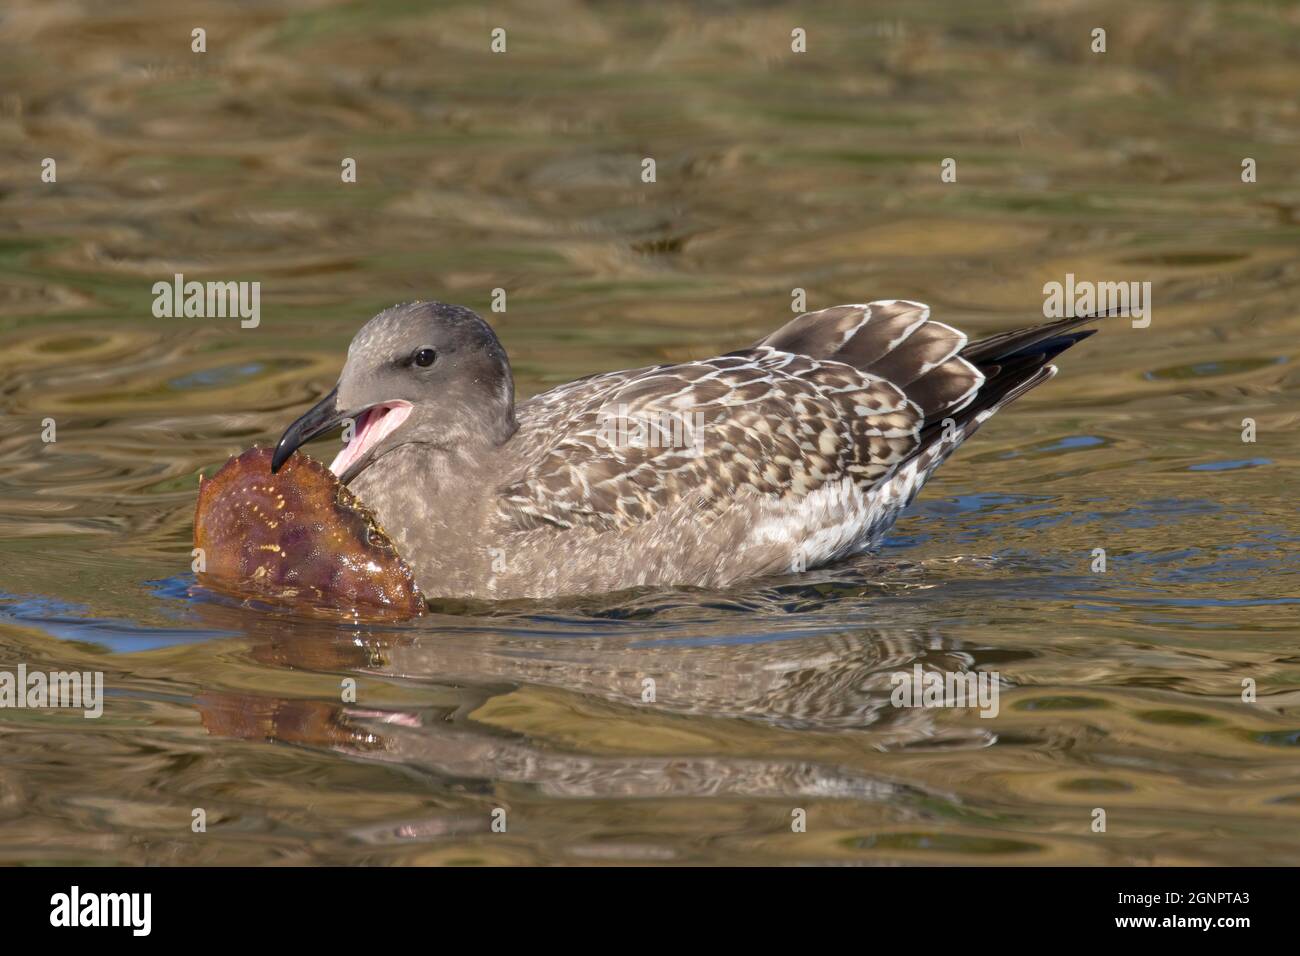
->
<box><xmin>916</xmin><ymin>321</ymin><xmax>1098</xmax><ymax>448</ymax></box>
<box><xmin>962</xmin><ymin>312</ymin><xmax>1108</xmax><ymax>366</ymax></box>
<box><xmin>1005</xmin><ymin>328</ymin><xmax>1096</xmax><ymax>362</ymax></box>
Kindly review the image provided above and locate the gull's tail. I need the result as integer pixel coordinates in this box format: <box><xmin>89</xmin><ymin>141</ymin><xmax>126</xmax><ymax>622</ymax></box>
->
<box><xmin>752</xmin><ymin>300</ymin><xmax>1103</xmax><ymax>520</ymax></box>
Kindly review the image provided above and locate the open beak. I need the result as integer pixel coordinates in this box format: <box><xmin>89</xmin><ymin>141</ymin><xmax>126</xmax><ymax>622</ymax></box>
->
<box><xmin>272</xmin><ymin>387</ymin><xmax>415</xmax><ymax>482</ymax></box>
<box><xmin>271</xmin><ymin>386</ymin><xmax>349</xmax><ymax>473</ymax></box>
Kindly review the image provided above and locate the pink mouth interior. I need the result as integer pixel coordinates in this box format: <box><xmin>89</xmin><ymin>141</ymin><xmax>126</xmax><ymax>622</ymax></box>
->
<box><xmin>329</xmin><ymin>402</ymin><xmax>413</xmax><ymax>477</ymax></box>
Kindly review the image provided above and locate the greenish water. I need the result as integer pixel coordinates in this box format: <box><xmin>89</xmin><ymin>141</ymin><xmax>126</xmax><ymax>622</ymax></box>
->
<box><xmin>0</xmin><ymin>0</ymin><xmax>1298</xmax><ymax>864</ymax></box>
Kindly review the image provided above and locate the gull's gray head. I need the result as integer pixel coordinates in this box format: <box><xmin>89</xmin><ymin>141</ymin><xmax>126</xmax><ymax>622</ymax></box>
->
<box><xmin>272</xmin><ymin>301</ymin><xmax>516</xmax><ymax>482</ymax></box>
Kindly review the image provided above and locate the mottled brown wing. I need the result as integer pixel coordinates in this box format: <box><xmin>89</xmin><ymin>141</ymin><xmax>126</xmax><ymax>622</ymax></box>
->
<box><xmin>497</xmin><ymin>349</ymin><xmax>923</xmax><ymax>533</ymax></box>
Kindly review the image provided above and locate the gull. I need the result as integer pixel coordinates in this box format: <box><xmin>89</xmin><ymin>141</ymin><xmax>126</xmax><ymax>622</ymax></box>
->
<box><xmin>272</xmin><ymin>300</ymin><xmax>1097</xmax><ymax>600</ymax></box>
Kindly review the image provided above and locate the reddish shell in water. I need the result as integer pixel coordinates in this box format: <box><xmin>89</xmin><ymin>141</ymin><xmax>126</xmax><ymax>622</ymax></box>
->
<box><xmin>193</xmin><ymin>447</ymin><xmax>424</xmax><ymax>617</ymax></box>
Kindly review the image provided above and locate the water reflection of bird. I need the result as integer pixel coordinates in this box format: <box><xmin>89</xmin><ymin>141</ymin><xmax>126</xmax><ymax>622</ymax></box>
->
<box><xmin>198</xmin><ymin>597</ymin><xmax>998</xmax><ymax>744</ymax></box>
<box><xmin>272</xmin><ymin>300</ymin><xmax>1098</xmax><ymax>600</ymax></box>
<box><xmin>188</xmin><ymin>598</ymin><xmax>992</xmax><ymax>819</ymax></box>
<box><xmin>197</xmin><ymin>688</ymin><xmax>925</xmax><ymax>804</ymax></box>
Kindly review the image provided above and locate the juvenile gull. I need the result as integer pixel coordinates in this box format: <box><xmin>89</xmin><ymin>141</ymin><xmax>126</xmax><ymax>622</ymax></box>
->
<box><xmin>271</xmin><ymin>300</ymin><xmax>1098</xmax><ymax>600</ymax></box>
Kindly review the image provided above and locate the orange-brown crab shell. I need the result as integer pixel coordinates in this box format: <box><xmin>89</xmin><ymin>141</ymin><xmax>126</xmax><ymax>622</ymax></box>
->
<box><xmin>193</xmin><ymin>447</ymin><xmax>424</xmax><ymax>618</ymax></box>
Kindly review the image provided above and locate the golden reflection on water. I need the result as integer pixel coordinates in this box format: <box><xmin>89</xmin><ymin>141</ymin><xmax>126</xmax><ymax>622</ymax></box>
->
<box><xmin>0</xmin><ymin>0</ymin><xmax>1298</xmax><ymax>864</ymax></box>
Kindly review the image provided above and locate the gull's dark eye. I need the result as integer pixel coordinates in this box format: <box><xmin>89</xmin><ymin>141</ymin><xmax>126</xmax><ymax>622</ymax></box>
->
<box><xmin>413</xmin><ymin>348</ymin><xmax>437</xmax><ymax>368</ymax></box>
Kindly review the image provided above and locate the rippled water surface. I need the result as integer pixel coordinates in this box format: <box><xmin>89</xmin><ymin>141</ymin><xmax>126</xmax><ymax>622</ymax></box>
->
<box><xmin>1</xmin><ymin>0</ymin><xmax>1298</xmax><ymax>865</ymax></box>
